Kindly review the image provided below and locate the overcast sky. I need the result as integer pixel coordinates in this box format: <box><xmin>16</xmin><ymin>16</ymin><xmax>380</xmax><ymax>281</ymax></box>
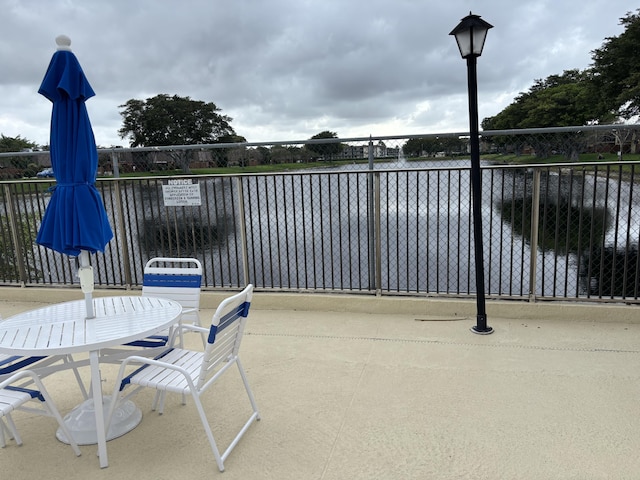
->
<box><xmin>0</xmin><ymin>0</ymin><xmax>634</xmax><ymax>147</ymax></box>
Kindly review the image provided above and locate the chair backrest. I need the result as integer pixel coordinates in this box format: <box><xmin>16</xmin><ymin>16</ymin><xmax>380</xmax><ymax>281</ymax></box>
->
<box><xmin>198</xmin><ymin>284</ymin><xmax>254</xmax><ymax>390</ymax></box>
<box><xmin>142</xmin><ymin>257</ymin><xmax>202</xmax><ymax>325</ymax></box>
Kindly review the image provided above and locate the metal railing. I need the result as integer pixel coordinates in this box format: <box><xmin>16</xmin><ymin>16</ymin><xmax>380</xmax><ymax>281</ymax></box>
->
<box><xmin>1</xmin><ymin>125</ymin><xmax>639</xmax><ymax>304</ymax></box>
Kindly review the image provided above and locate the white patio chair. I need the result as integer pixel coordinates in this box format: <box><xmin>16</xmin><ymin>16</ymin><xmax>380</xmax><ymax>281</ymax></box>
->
<box><xmin>125</xmin><ymin>257</ymin><xmax>203</xmax><ymax>350</ymax></box>
<box><xmin>0</xmin><ymin>369</ymin><xmax>81</xmax><ymax>456</ymax></box>
<box><xmin>107</xmin><ymin>284</ymin><xmax>259</xmax><ymax>472</ymax></box>
<box><xmin>0</xmin><ymin>354</ymin><xmax>89</xmax><ymax>400</ymax></box>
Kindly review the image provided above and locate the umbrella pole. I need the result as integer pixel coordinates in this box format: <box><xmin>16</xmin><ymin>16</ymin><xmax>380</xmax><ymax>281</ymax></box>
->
<box><xmin>78</xmin><ymin>250</ymin><xmax>95</xmax><ymax>319</ymax></box>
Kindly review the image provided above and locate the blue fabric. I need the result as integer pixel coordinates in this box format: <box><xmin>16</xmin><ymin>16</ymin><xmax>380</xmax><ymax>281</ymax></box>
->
<box><xmin>207</xmin><ymin>324</ymin><xmax>219</xmax><ymax>345</ymax></box>
<box><xmin>35</xmin><ymin>50</ymin><xmax>113</xmax><ymax>256</ymax></box>
<box><xmin>125</xmin><ymin>335</ymin><xmax>169</xmax><ymax>348</ymax></box>
<box><xmin>5</xmin><ymin>386</ymin><xmax>45</xmax><ymax>402</ymax></box>
<box><xmin>0</xmin><ymin>356</ymin><xmax>46</xmax><ymax>375</ymax></box>
<box><xmin>143</xmin><ymin>274</ymin><xmax>202</xmax><ymax>288</ymax></box>
<box><xmin>208</xmin><ymin>301</ymin><xmax>251</xmax><ymax>344</ymax></box>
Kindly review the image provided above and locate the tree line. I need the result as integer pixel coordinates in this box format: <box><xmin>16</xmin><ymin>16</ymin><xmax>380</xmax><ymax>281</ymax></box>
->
<box><xmin>482</xmin><ymin>10</ymin><xmax>640</xmax><ymax>130</ymax></box>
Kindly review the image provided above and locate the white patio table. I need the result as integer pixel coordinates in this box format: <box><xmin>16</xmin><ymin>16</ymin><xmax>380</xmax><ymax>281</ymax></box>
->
<box><xmin>0</xmin><ymin>295</ymin><xmax>182</xmax><ymax>468</ymax></box>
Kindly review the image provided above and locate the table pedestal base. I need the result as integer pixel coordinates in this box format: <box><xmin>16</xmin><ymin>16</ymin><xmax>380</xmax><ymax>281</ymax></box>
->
<box><xmin>56</xmin><ymin>396</ymin><xmax>142</xmax><ymax>446</ymax></box>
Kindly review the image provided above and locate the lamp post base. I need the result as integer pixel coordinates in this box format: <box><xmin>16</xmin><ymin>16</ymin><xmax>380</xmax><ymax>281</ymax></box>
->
<box><xmin>470</xmin><ymin>325</ymin><xmax>494</xmax><ymax>335</ymax></box>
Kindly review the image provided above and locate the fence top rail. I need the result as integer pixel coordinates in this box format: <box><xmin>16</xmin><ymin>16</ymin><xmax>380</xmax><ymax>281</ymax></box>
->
<box><xmin>2</xmin><ymin>159</ymin><xmax>640</xmax><ymax>185</ymax></box>
<box><xmin>481</xmin><ymin>124</ymin><xmax>640</xmax><ymax>137</ymax></box>
<box><xmin>2</xmin><ymin>124</ymin><xmax>639</xmax><ymax>159</ymax></box>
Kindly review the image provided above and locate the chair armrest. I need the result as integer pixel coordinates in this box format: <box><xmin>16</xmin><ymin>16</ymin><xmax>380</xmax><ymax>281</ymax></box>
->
<box><xmin>0</xmin><ymin>369</ymin><xmax>46</xmax><ymax>391</ymax></box>
<box><xmin>167</xmin><ymin>323</ymin><xmax>209</xmax><ymax>347</ymax></box>
<box><xmin>179</xmin><ymin>324</ymin><xmax>208</xmax><ymax>334</ymax></box>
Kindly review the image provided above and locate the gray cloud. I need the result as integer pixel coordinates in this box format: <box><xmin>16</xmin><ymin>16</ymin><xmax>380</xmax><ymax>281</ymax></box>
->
<box><xmin>0</xmin><ymin>0</ymin><xmax>632</xmax><ymax>146</ymax></box>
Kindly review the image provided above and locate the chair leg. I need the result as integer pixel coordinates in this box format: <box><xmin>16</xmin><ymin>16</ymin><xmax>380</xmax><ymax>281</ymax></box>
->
<box><xmin>0</xmin><ymin>418</ymin><xmax>8</xmax><ymax>447</ymax></box>
<box><xmin>236</xmin><ymin>358</ymin><xmax>260</xmax><ymax>420</ymax></box>
<box><xmin>192</xmin><ymin>394</ymin><xmax>225</xmax><ymax>472</ymax></box>
<box><xmin>2</xmin><ymin>414</ymin><xmax>22</xmax><ymax>446</ymax></box>
<box><xmin>64</xmin><ymin>355</ymin><xmax>89</xmax><ymax>399</ymax></box>
<box><xmin>151</xmin><ymin>390</ymin><xmax>171</xmax><ymax>414</ymax></box>
<box><xmin>38</xmin><ymin>387</ymin><xmax>81</xmax><ymax>456</ymax></box>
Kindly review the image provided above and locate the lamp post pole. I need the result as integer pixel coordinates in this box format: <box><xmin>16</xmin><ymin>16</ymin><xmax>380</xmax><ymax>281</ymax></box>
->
<box><xmin>466</xmin><ymin>54</ymin><xmax>492</xmax><ymax>334</ymax></box>
<box><xmin>450</xmin><ymin>13</ymin><xmax>494</xmax><ymax>335</ymax></box>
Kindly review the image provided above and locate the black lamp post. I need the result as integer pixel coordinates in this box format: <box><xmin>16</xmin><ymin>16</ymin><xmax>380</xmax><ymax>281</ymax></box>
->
<box><xmin>450</xmin><ymin>13</ymin><xmax>494</xmax><ymax>335</ymax></box>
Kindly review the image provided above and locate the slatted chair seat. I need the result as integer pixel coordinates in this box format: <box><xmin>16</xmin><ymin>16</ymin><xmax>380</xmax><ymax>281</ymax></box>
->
<box><xmin>107</xmin><ymin>284</ymin><xmax>259</xmax><ymax>472</ymax></box>
<box><xmin>0</xmin><ymin>369</ymin><xmax>81</xmax><ymax>456</ymax></box>
<box><xmin>123</xmin><ymin>349</ymin><xmax>204</xmax><ymax>393</ymax></box>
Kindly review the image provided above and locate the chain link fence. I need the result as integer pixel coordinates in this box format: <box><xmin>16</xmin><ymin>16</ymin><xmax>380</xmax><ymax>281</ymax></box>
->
<box><xmin>1</xmin><ymin>124</ymin><xmax>639</xmax><ymax>303</ymax></box>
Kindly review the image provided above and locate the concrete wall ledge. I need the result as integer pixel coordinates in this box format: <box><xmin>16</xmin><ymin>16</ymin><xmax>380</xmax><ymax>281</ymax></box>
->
<box><xmin>0</xmin><ymin>286</ymin><xmax>638</xmax><ymax>324</ymax></box>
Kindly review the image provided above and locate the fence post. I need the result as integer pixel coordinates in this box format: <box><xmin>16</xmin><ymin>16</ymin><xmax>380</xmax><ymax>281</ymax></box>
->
<box><xmin>528</xmin><ymin>168</ymin><xmax>541</xmax><ymax>301</ymax></box>
<box><xmin>367</xmin><ymin>137</ymin><xmax>377</xmax><ymax>291</ymax></box>
<box><xmin>111</xmin><ymin>150</ymin><xmax>120</xmax><ymax>178</ymax></box>
<box><xmin>374</xmin><ymin>172</ymin><xmax>382</xmax><ymax>295</ymax></box>
<box><xmin>235</xmin><ymin>176</ymin><xmax>250</xmax><ymax>287</ymax></box>
<box><xmin>112</xmin><ymin>179</ymin><xmax>133</xmax><ymax>287</ymax></box>
<box><xmin>4</xmin><ymin>184</ymin><xmax>27</xmax><ymax>285</ymax></box>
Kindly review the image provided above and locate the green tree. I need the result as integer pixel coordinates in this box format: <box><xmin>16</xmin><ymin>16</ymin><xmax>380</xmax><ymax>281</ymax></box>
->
<box><xmin>305</xmin><ymin>131</ymin><xmax>343</xmax><ymax>160</ymax></box>
<box><xmin>0</xmin><ymin>134</ymin><xmax>37</xmax><ymax>153</ymax></box>
<box><xmin>118</xmin><ymin>94</ymin><xmax>238</xmax><ymax>172</ymax></box>
<box><xmin>0</xmin><ymin>213</ymin><xmax>38</xmax><ymax>280</ymax></box>
<box><xmin>404</xmin><ymin>137</ymin><xmax>433</xmax><ymax>157</ymax></box>
<box><xmin>482</xmin><ymin>70</ymin><xmax>600</xmax><ymax>130</ymax></box>
<box><xmin>482</xmin><ymin>70</ymin><xmax>604</xmax><ymax>160</ymax></box>
<box><xmin>0</xmin><ymin>135</ymin><xmax>39</xmax><ymax>177</ymax></box>
<box><xmin>211</xmin><ymin>134</ymin><xmax>247</xmax><ymax>168</ymax></box>
<box><xmin>591</xmin><ymin>9</ymin><xmax>640</xmax><ymax>120</ymax></box>
<box><xmin>403</xmin><ymin>136</ymin><xmax>465</xmax><ymax>157</ymax></box>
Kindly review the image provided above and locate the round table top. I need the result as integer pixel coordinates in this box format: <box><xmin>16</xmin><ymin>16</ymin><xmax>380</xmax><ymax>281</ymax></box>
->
<box><xmin>0</xmin><ymin>295</ymin><xmax>182</xmax><ymax>356</ymax></box>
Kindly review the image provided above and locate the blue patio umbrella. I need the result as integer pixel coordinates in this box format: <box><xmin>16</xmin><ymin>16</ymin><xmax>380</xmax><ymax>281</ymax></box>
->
<box><xmin>36</xmin><ymin>35</ymin><xmax>113</xmax><ymax>318</ymax></box>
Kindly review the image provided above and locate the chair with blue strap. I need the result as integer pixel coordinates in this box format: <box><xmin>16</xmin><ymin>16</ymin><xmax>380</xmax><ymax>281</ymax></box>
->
<box><xmin>106</xmin><ymin>284</ymin><xmax>259</xmax><ymax>472</ymax></box>
<box><xmin>126</xmin><ymin>257</ymin><xmax>203</xmax><ymax>351</ymax></box>
<box><xmin>0</xmin><ymin>355</ymin><xmax>46</xmax><ymax>378</ymax></box>
<box><xmin>0</xmin><ymin>369</ymin><xmax>81</xmax><ymax>456</ymax></box>
<box><xmin>0</xmin><ymin>354</ymin><xmax>89</xmax><ymax>399</ymax></box>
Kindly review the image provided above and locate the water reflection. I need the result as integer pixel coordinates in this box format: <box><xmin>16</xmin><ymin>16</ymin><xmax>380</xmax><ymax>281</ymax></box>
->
<box><xmin>494</xmin><ymin>167</ymin><xmax>640</xmax><ymax>297</ymax></box>
<box><xmin>580</xmin><ymin>246</ymin><xmax>640</xmax><ymax>297</ymax></box>
<box><xmin>496</xmin><ymin>192</ymin><xmax>609</xmax><ymax>254</ymax></box>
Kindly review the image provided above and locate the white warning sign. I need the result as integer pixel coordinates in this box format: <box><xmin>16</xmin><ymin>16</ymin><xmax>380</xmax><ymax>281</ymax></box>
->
<box><xmin>162</xmin><ymin>179</ymin><xmax>202</xmax><ymax>206</ymax></box>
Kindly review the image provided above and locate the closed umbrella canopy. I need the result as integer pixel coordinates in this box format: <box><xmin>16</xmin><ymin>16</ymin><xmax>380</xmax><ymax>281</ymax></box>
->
<box><xmin>36</xmin><ymin>35</ymin><xmax>113</xmax><ymax>256</ymax></box>
<box><xmin>36</xmin><ymin>36</ymin><xmax>113</xmax><ymax>318</ymax></box>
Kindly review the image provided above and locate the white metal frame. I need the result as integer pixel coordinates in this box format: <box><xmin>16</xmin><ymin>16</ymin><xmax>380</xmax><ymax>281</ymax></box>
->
<box><xmin>1</xmin><ymin>354</ymin><xmax>89</xmax><ymax>400</ymax></box>
<box><xmin>0</xmin><ymin>369</ymin><xmax>81</xmax><ymax>456</ymax></box>
<box><xmin>107</xmin><ymin>285</ymin><xmax>259</xmax><ymax>472</ymax></box>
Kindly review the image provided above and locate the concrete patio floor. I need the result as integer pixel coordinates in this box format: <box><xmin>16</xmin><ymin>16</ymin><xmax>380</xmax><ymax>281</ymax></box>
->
<box><xmin>1</xmin><ymin>288</ymin><xmax>639</xmax><ymax>479</ymax></box>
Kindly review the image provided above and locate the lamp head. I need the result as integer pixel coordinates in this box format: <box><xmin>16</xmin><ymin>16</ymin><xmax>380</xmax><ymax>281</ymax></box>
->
<box><xmin>450</xmin><ymin>12</ymin><xmax>493</xmax><ymax>58</ymax></box>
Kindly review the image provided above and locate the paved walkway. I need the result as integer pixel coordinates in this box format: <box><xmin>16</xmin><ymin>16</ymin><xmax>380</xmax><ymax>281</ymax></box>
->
<box><xmin>1</xmin><ymin>289</ymin><xmax>639</xmax><ymax>479</ymax></box>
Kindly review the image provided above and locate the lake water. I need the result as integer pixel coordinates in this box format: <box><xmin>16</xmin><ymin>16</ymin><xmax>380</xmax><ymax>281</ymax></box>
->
<box><xmin>16</xmin><ymin>159</ymin><xmax>640</xmax><ymax>299</ymax></box>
